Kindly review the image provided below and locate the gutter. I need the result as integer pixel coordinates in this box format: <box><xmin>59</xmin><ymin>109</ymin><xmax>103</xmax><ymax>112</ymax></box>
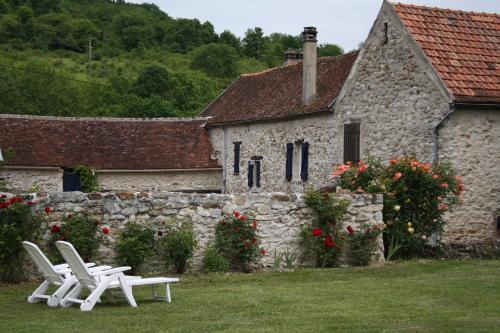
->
<box><xmin>432</xmin><ymin>106</ymin><xmax>455</xmax><ymax>165</ymax></box>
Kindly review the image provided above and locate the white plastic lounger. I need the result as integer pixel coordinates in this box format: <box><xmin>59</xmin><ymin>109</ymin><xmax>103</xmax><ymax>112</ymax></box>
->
<box><xmin>22</xmin><ymin>241</ymin><xmax>111</xmax><ymax>307</ymax></box>
<box><xmin>56</xmin><ymin>241</ymin><xmax>179</xmax><ymax>311</ymax></box>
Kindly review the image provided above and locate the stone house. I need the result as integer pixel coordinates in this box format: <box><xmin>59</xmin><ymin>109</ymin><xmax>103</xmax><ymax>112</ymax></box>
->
<box><xmin>201</xmin><ymin>27</ymin><xmax>359</xmax><ymax>194</ymax></box>
<box><xmin>332</xmin><ymin>1</ymin><xmax>499</xmax><ymax>246</ymax></box>
<box><xmin>0</xmin><ymin>115</ymin><xmax>222</xmax><ymax>193</ymax></box>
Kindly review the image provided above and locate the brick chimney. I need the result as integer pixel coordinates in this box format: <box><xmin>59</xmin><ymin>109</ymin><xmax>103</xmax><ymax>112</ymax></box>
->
<box><xmin>283</xmin><ymin>48</ymin><xmax>302</xmax><ymax>66</ymax></box>
<box><xmin>302</xmin><ymin>26</ymin><xmax>317</xmax><ymax>105</ymax></box>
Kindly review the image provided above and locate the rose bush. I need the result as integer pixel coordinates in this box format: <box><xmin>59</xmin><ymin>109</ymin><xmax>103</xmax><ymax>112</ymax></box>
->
<box><xmin>0</xmin><ymin>195</ymin><xmax>45</xmax><ymax>282</ymax></box>
<box><xmin>345</xmin><ymin>223</ymin><xmax>384</xmax><ymax>266</ymax></box>
<box><xmin>215</xmin><ymin>211</ymin><xmax>265</xmax><ymax>272</ymax></box>
<box><xmin>332</xmin><ymin>156</ymin><xmax>464</xmax><ymax>258</ymax></box>
<box><xmin>300</xmin><ymin>189</ymin><xmax>349</xmax><ymax>267</ymax></box>
<box><xmin>47</xmin><ymin>213</ymin><xmax>109</xmax><ymax>263</ymax></box>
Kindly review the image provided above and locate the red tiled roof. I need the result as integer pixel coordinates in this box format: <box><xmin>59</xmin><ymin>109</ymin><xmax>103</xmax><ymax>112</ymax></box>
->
<box><xmin>392</xmin><ymin>2</ymin><xmax>500</xmax><ymax>103</ymax></box>
<box><xmin>0</xmin><ymin>115</ymin><xmax>220</xmax><ymax>170</ymax></box>
<box><xmin>201</xmin><ymin>52</ymin><xmax>359</xmax><ymax>124</ymax></box>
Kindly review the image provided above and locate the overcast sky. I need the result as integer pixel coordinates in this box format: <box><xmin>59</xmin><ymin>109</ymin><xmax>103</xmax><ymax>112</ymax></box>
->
<box><xmin>127</xmin><ymin>0</ymin><xmax>500</xmax><ymax>51</ymax></box>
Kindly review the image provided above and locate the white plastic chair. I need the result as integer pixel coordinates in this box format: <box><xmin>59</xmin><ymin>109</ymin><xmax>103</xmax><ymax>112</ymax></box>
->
<box><xmin>22</xmin><ymin>241</ymin><xmax>109</xmax><ymax>307</ymax></box>
<box><xmin>56</xmin><ymin>241</ymin><xmax>179</xmax><ymax>311</ymax></box>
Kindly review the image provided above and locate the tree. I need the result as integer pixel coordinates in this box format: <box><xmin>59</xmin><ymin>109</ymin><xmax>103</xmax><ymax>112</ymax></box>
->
<box><xmin>317</xmin><ymin>43</ymin><xmax>344</xmax><ymax>57</ymax></box>
<box><xmin>131</xmin><ymin>65</ymin><xmax>173</xmax><ymax>99</ymax></box>
<box><xmin>191</xmin><ymin>43</ymin><xmax>238</xmax><ymax>78</ymax></box>
<box><xmin>164</xmin><ymin>18</ymin><xmax>218</xmax><ymax>53</ymax></box>
<box><xmin>242</xmin><ymin>27</ymin><xmax>265</xmax><ymax>59</ymax></box>
<box><xmin>219</xmin><ymin>30</ymin><xmax>240</xmax><ymax>53</ymax></box>
<box><xmin>111</xmin><ymin>12</ymin><xmax>155</xmax><ymax>51</ymax></box>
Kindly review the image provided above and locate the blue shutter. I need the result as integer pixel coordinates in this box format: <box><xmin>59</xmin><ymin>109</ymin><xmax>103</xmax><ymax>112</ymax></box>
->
<box><xmin>300</xmin><ymin>142</ymin><xmax>309</xmax><ymax>181</ymax></box>
<box><xmin>255</xmin><ymin>161</ymin><xmax>261</xmax><ymax>188</ymax></box>
<box><xmin>247</xmin><ymin>162</ymin><xmax>254</xmax><ymax>188</ymax></box>
<box><xmin>285</xmin><ymin>143</ymin><xmax>293</xmax><ymax>181</ymax></box>
<box><xmin>233</xmin><ymin>142</ymin><xmax>241</xmax><ymax>174</ymax></box>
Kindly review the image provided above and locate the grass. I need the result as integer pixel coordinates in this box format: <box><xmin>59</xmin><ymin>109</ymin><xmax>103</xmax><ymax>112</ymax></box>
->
<box><xmin>1</xmin><ymin>260</ymin><xmax>499</xmax><ymax>333</ymax></box>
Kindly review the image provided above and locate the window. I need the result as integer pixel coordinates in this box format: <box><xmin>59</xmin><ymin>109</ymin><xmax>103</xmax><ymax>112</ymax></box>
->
<box><xmin>63</xmin><ymin>168</ymin><xmax>83</xmax><ymax>192</ymax></box>
<box><xmin>285</xmin><ymin>141</ymin><xmax>309</xmax><ymax>182</ymax></box>
<box><xmin>344</xmin><ymin>123</ymin><xmax>360</xmax><ymax>164</ymax></box>
<box><xmin>233</xmin><ymin>142</ymin><xmax>241</xmax><ymax>174</ymax></box>
<box><xmin>248</xmin><ymin>160</ymin><xmax>261</xmax><ymax>188</ymax></box>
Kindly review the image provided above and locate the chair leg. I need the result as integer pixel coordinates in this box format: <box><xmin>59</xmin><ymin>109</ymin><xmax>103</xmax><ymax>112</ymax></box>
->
<box><xmin>60</xmin><ymin>284</ymin><xmax>82</xmax><ymax>308</ymax></box>
<box><xmin>118</xmin><ymin>274</ymin><xmax>137</xmax><ymax>308</ymax></box>
<box><xmin>166</xmin><ymin>284</ymin><xmax>171</xmax><ymax>303</ymax></box>
<box><xmin>80</xmin><ymin>276</ymin><xmax>115</xmax><ymax>312</ymax></box>
<box><xmin>27</xmin><ymin>280</ymin><xmax>50</xmax><ymax>304</ymax></box>
<box><xmin>48</xmin><ymin>276</ymin><xmax>76</xmax><ymax>307</ymax></box>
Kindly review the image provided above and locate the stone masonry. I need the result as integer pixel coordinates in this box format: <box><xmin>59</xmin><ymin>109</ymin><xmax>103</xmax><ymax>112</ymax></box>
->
<box><xmin>439</xmin><ymin>109</ymin><xmax>500</xmax><ymax>245</ymax></box>
<box><xmin>208</xmin><ymin>113</ymin><xmax>337</xmax><ymax>194</ymax></box>
<box><xmin>25</xmin><ymin>191</ymin><xmax>384</xmax><ymax>271</ymax></box>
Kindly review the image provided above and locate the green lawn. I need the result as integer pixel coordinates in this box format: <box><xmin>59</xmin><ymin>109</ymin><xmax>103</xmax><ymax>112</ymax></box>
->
<box><xmin>1</xmin><ymin>260</ymin><xmax>499</xmax><ymax>333</ymax></box>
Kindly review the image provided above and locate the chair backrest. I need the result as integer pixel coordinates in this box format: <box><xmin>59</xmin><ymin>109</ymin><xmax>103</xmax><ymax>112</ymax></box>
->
<box><xmin>55</xmin><ymin>241</ymin><xmax>97</xmax><ymax>287</ymax></box>
<box><xmin>22</xmin><ymin>241</ymin><xmax>63</xmax><ymax>284</ymax></box>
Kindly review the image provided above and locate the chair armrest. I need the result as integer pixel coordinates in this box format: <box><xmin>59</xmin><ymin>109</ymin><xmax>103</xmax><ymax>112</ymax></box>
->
<box><xmin>91</xmin><ymin>266</ymin><xmax>131</xmax><ymax>276</ymax></box>
<box><xmin>85</xmin><ymin>263</ymin><xmax>96</xmax><ymax>268</ymax></box>
<box><xmin>53</xmin><ymin>263</ymin><xmax>69</xmax><ymax>271</ymax></box>
<box><xmin>88</xmin><ymin>265</ymin><xmax>112</xmax><ymax>273</ymax></box>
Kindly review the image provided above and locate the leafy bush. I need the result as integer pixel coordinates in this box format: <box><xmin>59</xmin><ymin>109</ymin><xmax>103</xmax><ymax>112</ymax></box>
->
<box><xmin>202</xmin><ymin>245</ymin><xmax>229</xmax><ymax>272</ymax></box>
<box><xmin>115</xmin><ymin>222</ymin><xmax>155</xmax><ymax>274</ymax></box>
<box><xmin>215</xmin><ymin>211</ymin><xmax>265</xmax><ymax>272</ymax></box>
<box><xmin>344</xmin><ymin>224</ymin><xmax>383</xmax><ymax>266</ymax></box>
<box><xmin>300</xmin><ymin>189</ymin><xmax>349</xmax><ymax>267</ymax></box>
<box><xmin>0</xmin><ymin>195</ymin><xmax>44</xmax><ymax>282</ymax></box>
<box><xmin>332</xmin><ymin>156</ymin><xmax>464</xmax><ymax>259</ymax></box>
<box><xmin>161</xmin><ymin>224</ymin><xmax>197</xmax><ymax>274</ymax></box>
<box><xmin>47</xmin><ymin>213</ymin><xmax>108</xmax><ymax>263</ymax></box>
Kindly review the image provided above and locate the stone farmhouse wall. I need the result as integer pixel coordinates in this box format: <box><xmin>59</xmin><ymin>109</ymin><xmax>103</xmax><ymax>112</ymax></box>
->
<box><xmin>333</xmin><ymin>1</ymin><xmax>452</xmax><ymax>163</ymax></box>
<box><xmin>208</xmin><ymin>113</ymin><xmax>337</xmax><ymax>194</ymax></box>
<box><xmin>439</xmin><ymin>109</ymin><xmax>500</xmax><ymax>245</ymax></box>
<box><xmin>96</xmin><ymin>170</ymin><xmax>222</xmax><ymax>193</ymax></box>
<box><xmin>2</xmin><ymin>168</ymin><xmax>63</xmax><ymax>192</ymax></box>
<box><xmin>29</xmin><ymin>191</ymin><xmax>384</xmax><ymax>271</ymax></box>
<box><xmin>2</xmin><ymin>168</ymin><xmax>222</xmax><ymax>193</ymax></box>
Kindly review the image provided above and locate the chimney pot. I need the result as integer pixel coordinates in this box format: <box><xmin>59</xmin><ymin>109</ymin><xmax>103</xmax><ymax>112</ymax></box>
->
<box><xmin>283</xmin><ymin>48</ymin><xmax>303</xmax><ymax>66</ymax></box>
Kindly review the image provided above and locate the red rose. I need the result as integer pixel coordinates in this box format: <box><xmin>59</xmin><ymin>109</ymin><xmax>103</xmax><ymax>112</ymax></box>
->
<box><xmin>252</xmin><ymin>220</ymin><xmax>257</xmax><ymax>230</ymax></box>
<box><xmin>44</xmin><ymin>206</ymin><xmax>51</xmax><ymax>214</ymax></box>
<box><xmin>27</xmin><ymin>201</ymin><xmax>34</xmax><ymax>206</ymax></box>
<box><xmin>240</xmin><ymin>215</ymin><xmax>247</xmax><ymax>221</ymax></box>
<box><xmin>233</xmin><ymin>211</ymin><xmax>240</xmax><ymax>218</ymax></box>
<box><xmin>347</xmin><ymin>225</ymin><xmax>354</xmax><ymax>234</ymax></box>
<box><xmin>50</xmin><ymin>225</ymin><xmax>60</xmax><ymax>234</ymax></box>
<box><xmin>101</xmin><ymin>227</ymin><xmax>110</xmax><ymax>235</ymax></box>
<box><xmin>312</xmin><ymin>228</ymin><xmax>323</xmax><ymax>236</ymax></box>
<box><xmin>252</xmin><ymin>238</ymin><xmax>257</xmax><ymax>244</ymax></box>
<box><xmin>0</xmin><ymin>202</ymin><xmax>8</xmax><ymax>209</ymax></box>
<box><xmin>323</xmin><ymin>234</ymin><xmax>336</xmax><ymax>248</ymax></box>
<box><xmin>260</xmin><ymin>249</ymin><xmax>266</xmax><ymax>254</ymax></box>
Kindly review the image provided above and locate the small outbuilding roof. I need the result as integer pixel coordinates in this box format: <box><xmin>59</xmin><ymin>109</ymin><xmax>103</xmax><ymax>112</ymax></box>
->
<box><xmin>200</xmin><ymin>51</ymin><xmax>359</xmax><ymax>125</ymax></box>
<box><xmin>392</xmin><ymin>2</ymin><xmax>500</xmax><ymax>104</ymax></box>
<box><xmin>0</xmin><ymin>115</ymin><xmax>220</xmax><ymax>170</ymax></box>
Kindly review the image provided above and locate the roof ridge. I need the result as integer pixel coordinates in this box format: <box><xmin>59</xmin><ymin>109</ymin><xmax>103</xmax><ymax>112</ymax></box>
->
<box><xmin>391</xmin><ymin>2</ymin><xmax>500</xmax><ymax>17</ymax></box>
<box><xmin>240</xmin><ymin>51</ymin><xmax>359</xmax><ymax>78</ymax></box>
<box><xmin>0</xmin><ymin>114</ymin><xmax>210</xmax><ymax>122</ymax></box>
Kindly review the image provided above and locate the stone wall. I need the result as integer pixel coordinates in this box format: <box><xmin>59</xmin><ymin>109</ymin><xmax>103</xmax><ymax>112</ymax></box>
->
<box><xmin>208</xmin><ymin>113</ymin><xmax>337</xmax><ymax>194</ymax></box>
<box><xmin>96</xmin><ymin>170</ymin><xmax>222</xmax><ymax>193</ymax></box>
<box><xmin>1</xmin><ymin>168</ymin><xmax>222</xmax><ymax>193</ymax></box>
<box><xmin>2</xmin><ymin>168</ymin><xmax>62</xmax><ymax>192</ymax></box>
<box><xmin>27</xmin><ymin>191</ymin><xmax>384</xmax><ymax>271</ymax></box>
<box><xmin>438</xmin><ymin>109</ymin><xmax>500</xmax><ymax>245</ymax></box>
<box><xmin>333</xmin><ymin>1</ymin><xmax>452</xmax><ymax>164</ymax></box>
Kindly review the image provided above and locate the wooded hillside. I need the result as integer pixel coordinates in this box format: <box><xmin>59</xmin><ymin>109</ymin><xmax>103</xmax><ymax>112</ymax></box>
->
<box><xmin>0</xmin><ymin>0</ymin><xmax>344</xmax><ymax>117</ymax></box>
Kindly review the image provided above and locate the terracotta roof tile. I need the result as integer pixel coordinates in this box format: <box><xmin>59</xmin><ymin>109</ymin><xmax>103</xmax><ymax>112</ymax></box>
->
<box><xmin>393</xmin><ymin>2</ymin><xmax>500</xmax><ymax>103</ymax></box>
<box><xmin>200</xmin><ymin>52</ymin><xmax>359</xmax><ymax>124</ymax></box>
<box><xmin>0</xmin><ymin>115</ymin><xmax>220</xmax><ymax>170</ymax></box>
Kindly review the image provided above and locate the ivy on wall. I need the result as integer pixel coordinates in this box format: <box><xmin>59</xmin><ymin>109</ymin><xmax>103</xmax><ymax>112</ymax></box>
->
<box><xmin>71</xmin><ymin>165</ymin><xmax>99</xmax><ymax>193</ymax></box>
